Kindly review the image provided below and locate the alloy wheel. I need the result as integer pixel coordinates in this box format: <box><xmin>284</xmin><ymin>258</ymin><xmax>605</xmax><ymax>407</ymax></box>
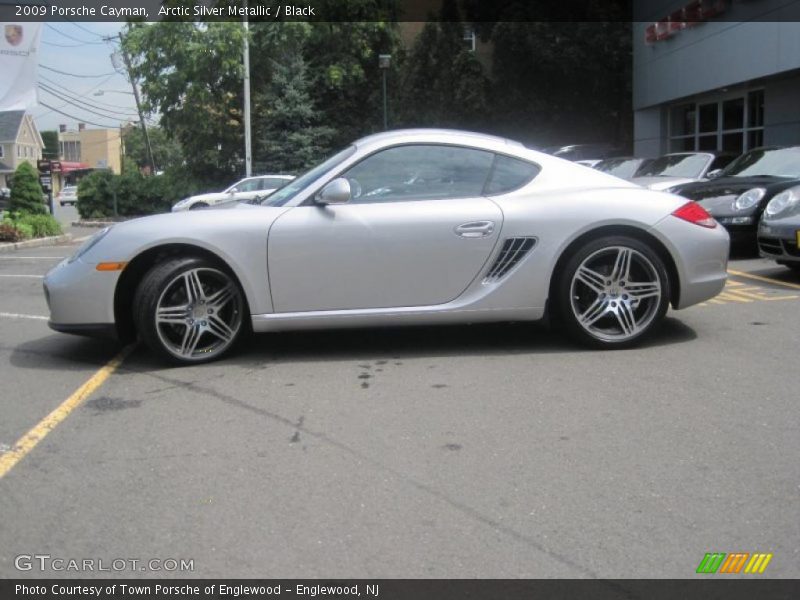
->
<box><xmin>569</xmin><ymin>246</ymin><xmax>663</xmax><ymax>342</ymax></box>
<box><xmin>154</xmin><ymin>267</ymin><xmax>243</xmax><ymax>360</ymax></box>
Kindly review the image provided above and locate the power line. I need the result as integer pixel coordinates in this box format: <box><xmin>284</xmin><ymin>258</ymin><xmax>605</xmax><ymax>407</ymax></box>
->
<box><xmin>39</xmin><ymin>84</ymin><xmax>141</xmax><ymax>120</ymax></box>
<box><xmin>42</xmin><ymin>40</ymin><xmax>87</xmax><ymax>48</ymax></box>
<box><xmin>35</xmin><ymin>73</ymin><xmax>118</xmax><ymax>121</ymax></box>
<box><xmin>39</xmin><ymin>102</ymin><xmax>122</xmax><ymax>129</ymax></box>
<box><xmin>39</xmin><ymin>74</ymin><xmax>131</xmax><ymax>110</ymax></box>
<box><xmin>68</xmin><ymin>22</ymin><xmax>108</xmax><ymax>41</ymax></box>
<box><xmin>44</xmin><ymin>23</ymin><xmax>106</xmax><ymax>46</ymax></box>
<box><xmin>40</xmin><ymin>64</ymin><xmax>120</xmax><ymax>79</ymax></box>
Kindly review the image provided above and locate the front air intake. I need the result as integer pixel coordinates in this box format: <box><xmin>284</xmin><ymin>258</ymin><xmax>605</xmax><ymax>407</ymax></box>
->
<box><xmin>483</xmin><ymin>237</ymin><xmax>537</xmax><ymax>282</ymax></box>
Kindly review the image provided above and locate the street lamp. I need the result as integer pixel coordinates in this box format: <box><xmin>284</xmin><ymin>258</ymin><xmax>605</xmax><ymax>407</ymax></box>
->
<box><xmin>379</xmin><ymin>54</ymin><xmax>391</xmax><ymax>131</ymax></box>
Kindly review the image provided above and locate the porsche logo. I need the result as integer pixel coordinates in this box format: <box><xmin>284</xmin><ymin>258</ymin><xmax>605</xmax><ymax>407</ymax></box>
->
<box><xmin>5</xmin><ymin>24</ymin><xmax>23</xmax><ymax>47</ymax></box>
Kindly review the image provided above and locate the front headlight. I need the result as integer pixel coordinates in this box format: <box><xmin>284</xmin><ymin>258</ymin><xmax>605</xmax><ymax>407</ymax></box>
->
<box><xmin>67</xmin><ymin>226</ymin><xmax>112</xmax><ymax>263</ymax></box>
<box><xmin>733</xmin><ymin>188</ymin><xmax>766</xmax><ymax>212</ymax></box>
<box><xmin>764</xmin><ymin>186</ymin><xmax>800</xmax><ymax>219</ymax></box>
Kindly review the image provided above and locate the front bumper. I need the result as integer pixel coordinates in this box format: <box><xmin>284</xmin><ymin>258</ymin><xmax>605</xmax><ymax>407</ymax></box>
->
<box><xmin>758</xmin><ymin>223</ymin><xmax>800</xmax><ymax>263</ymax></box>
<box><xmin>43</xmin><ymin>257</ymin><xmax>119</xmax><ymax>333</ymax></box>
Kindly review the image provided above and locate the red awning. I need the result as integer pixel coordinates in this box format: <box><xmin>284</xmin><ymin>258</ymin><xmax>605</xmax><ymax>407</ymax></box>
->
<box><xmin>58</xmin><ymin>162</ymin><xmax>91</xmax><ymax>174</ymax></box>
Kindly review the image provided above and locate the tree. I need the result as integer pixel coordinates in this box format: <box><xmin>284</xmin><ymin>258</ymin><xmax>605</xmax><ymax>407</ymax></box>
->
<box><xmin>252</xmin><ymin>24</ymin><xmax>335</xmax><ymax>173</ymax></box>
<box><xmin>122</xmin><ymin>125</ymin><xmax>184</xmax><ymax>173</ymax></box>
<box><xmin>462</xmin><ymin>1</ymin><xmax>632</xmax><ymax>148</ymax></box>
<box><xmin>9</xmin><ymin>161</ymin><xmax>46</xmax><ymax>214</ymax></box>
<box><xmin>123</xmin><ymin>21</ymin><xmax>246</xmax><ymax>188</ymax></box>
<box><xmin>40</xmin><ymin>130</ymin><xmax>59</xmax><ymax>159</ymax></box>
<box><xmin>395</xmin><ymin>0</ymin><xmax>489</xmax><ymax>130</ymax></box>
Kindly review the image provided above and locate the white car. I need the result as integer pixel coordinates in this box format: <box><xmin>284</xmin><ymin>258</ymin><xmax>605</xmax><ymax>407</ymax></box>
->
<box><xmin>171</xmin><ymin>175</ymin><xmax>295</xmax><ymax>212</ymax></box>
<box><xmin>57</xmin><ymin>185</ymin><xmax>78</xmax><ymax>206</ymax></box>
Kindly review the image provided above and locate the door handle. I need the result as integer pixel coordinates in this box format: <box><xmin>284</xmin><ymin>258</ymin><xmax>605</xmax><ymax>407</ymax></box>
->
<box><xmin>454</xmin><ymin>221</ymin><xmax>495</xmax><ymax>238</ymax></box>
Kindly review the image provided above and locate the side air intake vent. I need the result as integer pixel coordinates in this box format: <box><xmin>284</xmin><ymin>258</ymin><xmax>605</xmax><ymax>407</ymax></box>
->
<box><xmin>483</xmin><ymin>237</ymin><xmax>537</xmax><ymax>282</ymax></box>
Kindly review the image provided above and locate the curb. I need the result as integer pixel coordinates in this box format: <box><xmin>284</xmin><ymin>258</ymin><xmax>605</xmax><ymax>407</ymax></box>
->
<box><xmin>72</xmin><ymin>219</ymin><xmax>135</xmax><ymax>228</ymax></box>
<box><xmin>0</xmin><ymin>233</ymin><xmax>73</xmax><ymax>254</ymax></box>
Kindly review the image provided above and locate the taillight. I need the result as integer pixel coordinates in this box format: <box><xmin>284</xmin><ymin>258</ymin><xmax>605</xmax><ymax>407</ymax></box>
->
<box><xmin>672</xmin><ymin>201</ymin><xmax>717</xmax><ymax>228</ymax></box>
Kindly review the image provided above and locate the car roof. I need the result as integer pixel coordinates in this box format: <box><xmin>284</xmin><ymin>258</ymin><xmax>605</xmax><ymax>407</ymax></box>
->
<box><xmin>354</xmin><ymin>128</ymin><xmax>524</xmax><ymax>151</ymax></box>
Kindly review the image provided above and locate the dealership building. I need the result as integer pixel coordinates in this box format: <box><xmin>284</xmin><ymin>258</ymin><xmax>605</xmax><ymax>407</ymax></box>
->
<box><xmin>633</xmin><ymin>0</ymin><xmax>800</xmax><ymax>156</ymax></box>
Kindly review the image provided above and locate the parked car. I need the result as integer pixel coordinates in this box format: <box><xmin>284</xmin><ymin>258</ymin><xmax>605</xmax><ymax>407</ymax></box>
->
<box><xmin>594</xmin><ymin>157</ymin><xmax>654</xmax><ymax>180</ymax></box>
<box><xmin>631</xmin><ymin>152</ymin><xmax>737</xmax><ymax>191</ymax></box>
<box><xmin>757</xmin><ymin>183</ymin><xmax>800</xmax><ymax>272</ymax></box>
<box><xmin>44</xmin><ymin>129</ymin><xmax>728</xmax><ymax>364</ymax></box>
<box><xmin>544</xmin><ymin>143</ymin><xmax>623</xmax><ymax>162</ymax></box>
<box><xmin>57</xmin><ymin>185</ymin><xmax>78</xmax><ymax>207</ymax></box>
<box><xmin>670</xmin><ymin>146</ymin><xmax>800</xmax><ymax>246</ymax></box>
<box><xmin>171</xmin><ymin>175</ymin><xmax>295</xmax><ymax>212</ymax></box>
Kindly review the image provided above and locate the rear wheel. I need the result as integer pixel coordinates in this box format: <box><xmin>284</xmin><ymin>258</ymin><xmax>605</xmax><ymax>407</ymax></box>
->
<box><xmin>558</xmin><ymin>236</ymin><xmax>670</xmax><ymax>349</ymax></box>
<box><xmin>134</xmin><ymin>257</ymin><xmax>246</xmax><ymax>364</ymax></box>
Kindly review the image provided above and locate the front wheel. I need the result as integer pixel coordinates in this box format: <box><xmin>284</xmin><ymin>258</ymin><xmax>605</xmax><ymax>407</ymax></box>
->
<box><xmin>133</xmin><ymin>257</ymin><xmax>246</xmax><ymax>364</ymax></box>
<box><xmin>557</xmin><ymin>236</ymin><xmax>670</xmax><ymax>349</ymax></box>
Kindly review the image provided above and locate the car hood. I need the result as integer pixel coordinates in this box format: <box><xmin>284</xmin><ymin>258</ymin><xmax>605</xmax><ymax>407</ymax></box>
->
<box><xmin>630</xmin><ymin>176</ymin><xmax>701</xmax><ymax>191</ymax></box>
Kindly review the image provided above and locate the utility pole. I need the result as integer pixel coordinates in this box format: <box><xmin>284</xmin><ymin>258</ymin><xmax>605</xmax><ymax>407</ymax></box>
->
<box><xmin>243</xmin><ymin>0</ymin><xmax>253</xmax><ymax>177</ymax></box>
<box><xmin>110</xmin><ymin>33</ymin><xmax>156</xmax><ymax>175</ymax></box>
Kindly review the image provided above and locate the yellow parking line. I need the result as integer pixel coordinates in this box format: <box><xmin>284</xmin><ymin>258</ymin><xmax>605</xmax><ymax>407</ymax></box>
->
<box><xmin>0</xmin><ymin>345</ymin><xmax>134</xmax><ymax>480</ymax></box>
<box><xmin>728</xmin><ymin>269</ymin><xmax>800</xmax><ymax>291</ymax></box>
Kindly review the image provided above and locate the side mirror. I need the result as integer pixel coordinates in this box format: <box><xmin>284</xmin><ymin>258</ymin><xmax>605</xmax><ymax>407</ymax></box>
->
<box><xmin>315</xmin><ymin>178</ymin><xmax>351</xmax><ymax>205</ymax></box>
<box><xmin>706</xmin><ymin>169</ymin><xmax>723</xmax><ymax>180</ymax></box>
<box><xmin>229</xmin><ymin>187</ymin><xmax>239</xmax><ymax>194</ymax></box>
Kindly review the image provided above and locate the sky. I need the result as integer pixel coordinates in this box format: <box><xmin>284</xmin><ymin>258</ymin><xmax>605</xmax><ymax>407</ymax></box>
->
<box><xmin>31</xmin><ymin>22</ymin><xmax>142</xmax><ymax>133</ymax></box>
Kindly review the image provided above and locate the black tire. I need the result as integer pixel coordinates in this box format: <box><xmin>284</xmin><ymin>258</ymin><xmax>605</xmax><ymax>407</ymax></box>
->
<box><xmin>189</xmin><ymin>202</ymin><xmax>208</xmax><ymax>210</ymax></box>
<box><xmin>133</xmin><ymin>256</ymin><xmax>247</xmax><ymax>365</ymax></box>
<box><xmin>557</xmin><ymin>235</ymin><xmax>671</xmax><ymax>349</ymax></box>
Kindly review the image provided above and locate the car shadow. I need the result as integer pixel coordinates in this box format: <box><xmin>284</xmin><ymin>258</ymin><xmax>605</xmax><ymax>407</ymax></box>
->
<box><xmin>135</xmin><ymin>317</ymin><xmax>696</xmax><ymax>370</ymax></box>
<box><xmin>9</xmin><ymin>318</ymin><xmax>697</xmax><ymax>372</ymax></box>
<box><xmin>6</xmin><ymin>334</ymin><xmax>122</xmax><ymax>372</ymax></box>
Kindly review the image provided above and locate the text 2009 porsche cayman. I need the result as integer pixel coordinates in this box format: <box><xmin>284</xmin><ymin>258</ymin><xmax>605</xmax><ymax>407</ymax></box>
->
<box><xmin>44</xmin><ymin>129</ymin><xmax>729</xmax><ymax>365</ymax></box>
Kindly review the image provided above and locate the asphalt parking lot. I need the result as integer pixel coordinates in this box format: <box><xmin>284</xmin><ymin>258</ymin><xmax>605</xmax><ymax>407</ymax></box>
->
<box><xmin>0</xmin><ymin>237</ymin><xmax>798</xmax><ymax>579</ymax></box>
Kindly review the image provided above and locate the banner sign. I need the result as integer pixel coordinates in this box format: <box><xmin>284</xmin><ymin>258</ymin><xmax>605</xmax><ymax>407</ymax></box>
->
<box><xmin>0</xmin><ymin>22</ymin><xmax>42</xmax><ymax>111</ymax></box>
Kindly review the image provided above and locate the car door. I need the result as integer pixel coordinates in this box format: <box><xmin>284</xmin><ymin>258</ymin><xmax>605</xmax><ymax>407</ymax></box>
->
<box><xmin>268</xmin><ymin>144</ymin><xmax>503</xmax><ymax>313</ymax></box>
<box><xmin>232</xmin><ymin>178</ymin><xmax>263</xmax><ymax>203</ymax></box>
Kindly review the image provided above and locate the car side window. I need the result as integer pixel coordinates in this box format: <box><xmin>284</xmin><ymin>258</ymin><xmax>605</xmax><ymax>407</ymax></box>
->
<box><xmin>237</xmin><ymin>179</ymin><xmax>260</xmax><ymax>192</ymax></box>
<box><xmin>262</xmin><ymin>178</ymin><xmax>290</xmax><ymax>190</ymax></box>
<box><xmin>484</xmin><ymin>155</ymin><xmax>541</xmax><ymax>195</ymax></box>
<box><xmin>710</xmin><ymin>155</ymin><xmax>735</xmax><ymax>171</ymax></box>
<box><xmin>341</xmin><ymin>144</ymin><xmax>494</xmax><ymax>203</ymax></box>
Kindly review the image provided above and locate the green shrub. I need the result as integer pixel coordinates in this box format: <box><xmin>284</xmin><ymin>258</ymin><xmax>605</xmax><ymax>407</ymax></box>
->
<box><xmin>76</xmin><ymin>168</ymin><xmax>196</xmax><ymax>219</ymax></box>
<box><xmin>9</xmin><ymin>162</ymin><xmax>47</xmax><ymax>214</ymax></box>
<box><xmin>18</xmin><ymin>213</ymin><xmax>62</xmax><ymax>237</ymax></box>
<box><xmin>0</xmin><ymin>223</ymin><xmax>24</xmax><ymax>242</ymax></box>
<box><xmin>1</xmin><ymin>211</ymin><xmax>61</xmax><ymax>239</ymax></box>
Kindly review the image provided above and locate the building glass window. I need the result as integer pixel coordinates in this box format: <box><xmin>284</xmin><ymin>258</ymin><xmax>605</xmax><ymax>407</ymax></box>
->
<box><xmin>463</xmin><ymin>27</ymin><xmax>476</xmax><ymax>52</ymax></box>
<box><xmin>0</xmin><ymin>146</ymin><xmax>4</xmax><ymax>158</ymax></box>
<box><xmin>668</xmin><ymin>90</ymin><xmax>764</xmax><ymax>154</ymax></box>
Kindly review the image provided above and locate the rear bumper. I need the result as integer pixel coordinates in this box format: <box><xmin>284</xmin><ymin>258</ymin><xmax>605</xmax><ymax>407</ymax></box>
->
<box><xmin>649</xmin><ymin>215</ymin><xmax>730</xmax><ymax>309</ymax></box>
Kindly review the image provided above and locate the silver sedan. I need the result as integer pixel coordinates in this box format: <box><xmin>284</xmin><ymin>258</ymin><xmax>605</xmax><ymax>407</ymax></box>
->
<box><xmin>44</xmin><ymin>129</ymin><xmax>729</xmax><ymax>364</ymax></box>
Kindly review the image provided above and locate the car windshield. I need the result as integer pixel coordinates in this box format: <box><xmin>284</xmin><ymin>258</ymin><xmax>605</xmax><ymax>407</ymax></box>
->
<box><xmin>596</xmin><ymin>158</ymin><xmax>644</xmax><ymax>179</ymax></box>
<box><xmin>721</xmin><ymin>147</ymin><xmax>800</xmax><ymax>178</ymax></box>
<box><xmin>635</xmin><ymin>154</ymin><xmax>711</xmax><ymax>178</ymax></box>
<box><xmin>260</xmin><ymin>145</ymin><xmax>358</xmax><ymax>207</ymax></box>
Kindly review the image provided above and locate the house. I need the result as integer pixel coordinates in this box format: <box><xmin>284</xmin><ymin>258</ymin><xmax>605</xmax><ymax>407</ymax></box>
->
<box><xmin>0</xmin><ymin>110</ymin><xmax>44</xmax><ymax>189</ymax></box>
<box><xmin>58</xmin><ymin>123</ymin><xmax>122</xmax><ymax>175</ymax></box>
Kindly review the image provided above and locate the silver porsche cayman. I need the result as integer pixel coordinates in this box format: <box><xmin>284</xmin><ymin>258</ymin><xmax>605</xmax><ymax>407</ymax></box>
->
<box><xmin>44</xmin><ymin>129</ymin><xmax>729</xmax><ymax>364</ymax></box>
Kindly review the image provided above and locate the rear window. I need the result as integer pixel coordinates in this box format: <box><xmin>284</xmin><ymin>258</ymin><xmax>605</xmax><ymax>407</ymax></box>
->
<box><xmin>484</xmin><ymin>155</ymin><xmax>540</xmax><ymax>195</ymax></box>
